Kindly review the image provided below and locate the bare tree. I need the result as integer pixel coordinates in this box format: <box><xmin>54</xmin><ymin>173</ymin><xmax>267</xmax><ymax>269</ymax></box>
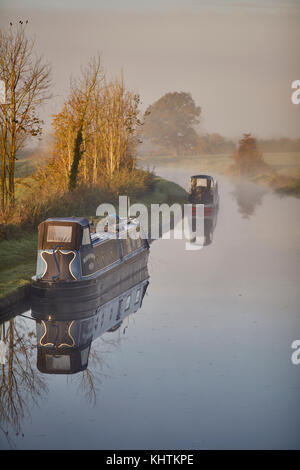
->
<box><xmin>0</xmin><ymin>24</ymin><xmax>52</xmax><ymax>211</ymax></box>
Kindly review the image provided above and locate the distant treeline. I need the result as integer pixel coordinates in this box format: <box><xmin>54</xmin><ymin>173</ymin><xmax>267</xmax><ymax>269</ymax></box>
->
<box><xmin>138</xmin><ymin>91</ymin><xmax>300</xmax><ymax>157</ymax></box>
<box><xmin>256</xmin><ymin>138</ymin><xmax>300</xmax><ymax>153</ymax></box>
<box><xmin>138</xmin><ymin>135</ymin><xmax>300</xmax><ymax>156</ymax></box>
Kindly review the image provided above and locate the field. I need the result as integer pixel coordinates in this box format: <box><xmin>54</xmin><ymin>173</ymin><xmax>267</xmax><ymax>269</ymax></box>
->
<box><xmin>138</xmin><ymin>152</ymin><xmax>300</xmax><ymax>178</ymax></box>
<box><xmin>138</xmin><ymin>152</ymin><xmax>300</xmax><ymax>197</ymax></box>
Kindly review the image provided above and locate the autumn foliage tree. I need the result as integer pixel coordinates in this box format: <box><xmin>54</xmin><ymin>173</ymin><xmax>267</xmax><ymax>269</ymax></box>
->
<box><xmin>142</xmin><ymin>92</ymin><xmax>201</xmax><ymax>156</ymax></box>
<box><xmin>34</xmin><ymin>58</ymin><xmax>143</xmax><ymax>197</ymax></box>
<box><xmin>68</xmin><ymin>57</ymin><xmax>101</xmax><ymax>191</ymax></box>
<box><xmin>0</xmin><ymin>24</ymin><xmax>52</xmax><ymax>211</ymax></box>
<box><xmin>232</xmin><ymin>133</ymin><xmax>266</xmax><ymax>176</ymax></box>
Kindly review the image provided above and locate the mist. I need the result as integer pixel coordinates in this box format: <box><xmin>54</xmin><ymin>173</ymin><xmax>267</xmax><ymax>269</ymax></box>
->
<box><xmin>0</xmin><ymin>2</ymin><xmax>300</xmax><ymax>139</ymax></box>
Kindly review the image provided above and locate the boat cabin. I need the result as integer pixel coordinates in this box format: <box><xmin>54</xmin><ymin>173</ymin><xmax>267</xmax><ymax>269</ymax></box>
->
<box><xmin>189</xmin><ymin>175</ymin><xmax>219</xmax><ymax>206</ymax></box>
<box><xmin>36</xmin><ymin>216</ymin><xmax>148</xmax><ymax>282</ymax></box>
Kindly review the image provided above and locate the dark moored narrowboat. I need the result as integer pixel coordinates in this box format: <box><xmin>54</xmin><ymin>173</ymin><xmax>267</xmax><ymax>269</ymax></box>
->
<box><xmin>187</xmin><ymin>175</ymin><xmax>219</xmax><ymax>247</ymax></box>
<box><xmin>31</xmin><ymin>216</ymin><xmax>149</xmax><ymax>317</ymax></box>
<box><xmin>189</xmin><ymin>174</ymin><xmax>219</xmax><ymax>209</ymax></box>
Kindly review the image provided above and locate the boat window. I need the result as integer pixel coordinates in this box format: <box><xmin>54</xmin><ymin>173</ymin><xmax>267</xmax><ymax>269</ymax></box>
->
<box><xmin>127</xmin><ymin>236</ymin><xmax>132</xmax><ymax>251</ymax></box>
<box><xmin>109</xmin><ymin>243</ymin><xmax>119</xmax><ymax>262</ymax></box>
<box><xmin>131</xmin><ymin>238</ymin><xmax>137</xmax><ymax>250</ymax></box>
<box><xmin>196</xmin><ymin>179</ymin><xmax>208</xmax><ymax>187</ymax></box>
<box><xmin>121</xmin><ymin>237</ymin><xmax>131</xmax><ymax>256</ymax></box>
<box><xmin>45</xmin><ymin>354</ymin><xmax>71</xmax><ymax>371</ymax></box>
<box><xmin>80</xmin><ymin>347</ymin><xmax>90</xmax><ymax>367</ymax></box>
<box><xmin>135</xmin><ymin>289</ymin><xmax>140</xmax><ymax>304</ymax></box>
<box><xmin>125</xmin><ymin>295</ymin><xmax>131</xmax><ymax>310</ymax></box>
<box><xmin>47</xmin><ymin>225</ymin><xmax>72</xmax><ymax>243</ymax></box>
<box><xmin>82</xmin><ymin>227</ymin><xmax>91</xmax><ymax>246</ymax></box>
<box><xmin>94</xmin><ymin>240</ymin><xmax>119</xmax><ymax>269</ymax></box>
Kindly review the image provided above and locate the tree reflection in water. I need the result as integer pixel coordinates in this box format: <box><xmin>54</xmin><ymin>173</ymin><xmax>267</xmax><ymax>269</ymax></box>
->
<box><xmin>0</xmin><ymin>316</ymin><xmax>47</xmax><ymax>447</ymax></box>
<box><xmin>68</xmin><ymin>333</ymin><xmax>122</xmax><ymax>406</ymax></box>
<box><xmin>232</xmin><ymin>181</ymin><xmax>267</xmax><ymax>219</ymax></box>
<box><xmin>0</xmin><ymin>309</ymin><xmax>134</xmax><ymax>446</ymax></box>
<box><xmin>0</xmin><ymin>274</ymin><xmax>148</xmax><ymax>446</ymax></box>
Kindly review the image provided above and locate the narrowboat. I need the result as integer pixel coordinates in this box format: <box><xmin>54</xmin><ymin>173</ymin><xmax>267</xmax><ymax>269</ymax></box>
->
<box><xmin>187</xmin><ymin>175</ymin><xmax>219</xmax><ymax>246</ymax></box>
<box><xmin>189</xmin><ymin>174</ymin><xmax>219</xmax><ymax>210</ymax></box>
<box><xmin>31</xmin><ymin>215</ymin><xmax>149</xmax><ymax>317</ymax></box>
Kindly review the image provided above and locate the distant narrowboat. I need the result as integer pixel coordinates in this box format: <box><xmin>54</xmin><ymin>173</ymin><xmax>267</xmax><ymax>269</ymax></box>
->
<box><xmin>189</xmin><ymin>174</ymin><xmax>219</xmax><ymax>210</ymax></box>
<box><xmin>187</xmin><ymin>175</ymin><xmax>219</xmax><ymax>246</ymax></box>
<box><xmin>31</xmin><ymin>216</ymin><xmax>149</xmax><ymax>316</ymax></box>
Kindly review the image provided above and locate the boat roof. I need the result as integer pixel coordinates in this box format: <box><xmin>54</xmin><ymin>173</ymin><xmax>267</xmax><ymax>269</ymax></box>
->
<box><xmin>43</xmin><ymin>217</ymin><xmax>89</xmax><ymax>227</ymax></box>
<box><xmin>91</xmin><ymin>217</ymin><xmax>141</xmax><ymax>244</ymax></box>
<box><xmin>191</xmin><ymin>175</ymin><xmax>215</xmax><ymax>180</ymax></box>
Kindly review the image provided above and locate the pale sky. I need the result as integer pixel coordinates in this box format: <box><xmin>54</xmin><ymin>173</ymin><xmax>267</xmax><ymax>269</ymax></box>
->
<box><xmin>1</xmin><ymin>0</ymin><xmax>300</xmax><ymax>139</ymax></box>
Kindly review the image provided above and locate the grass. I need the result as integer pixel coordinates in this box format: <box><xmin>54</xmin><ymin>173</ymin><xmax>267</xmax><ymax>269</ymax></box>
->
<box><xmin>0</xmin><ymin>233</ymin><xmax>37</xmax><ymax>300</ymax></box>
<box><xmin>139</xmin><ymin>152</ymin><xmax>300</xmax><ymax>197</ymax></box>
<box><xmin>274</xmin><ymin>178</ymin><xmax>300</xmax><ymax>197</ymax></box>
<box><xmin>138</xmin><ymin>152</ymin><xmax>300</xmax><ymax>178</ymax></box>
<box><xmin>137</xmin><ymin>176</ymin><xmax>188</xmax><ymax>206</ymax></box>
<box><xmin>138</xmin><ymin>153</ymin><xmax>231</xmax><ymax>175</ymax></box>
<box><xmin>0</xmin><ymin>176</ymin><xmax>188</xmax><ymax>301</ymax></box>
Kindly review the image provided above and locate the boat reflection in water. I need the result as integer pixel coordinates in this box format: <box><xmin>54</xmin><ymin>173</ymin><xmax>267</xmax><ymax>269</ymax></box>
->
<box><xmin>32</xmin><ymin>268</ymin><xmax>149</xmax><ymax>375</ymax></box>
<box><xmin>186</xmin><ymin>175</ymin><xmax>219</xmax><ymax>248</ymax></box>
<box><xmin>0</xmin><ymin>252</ymin><xmax>149</xmax><ymax>444</ymax></box>
<box><xmin>190</xmin><ymin>204</ymin><xmax>219</xmax><ymax>247</ymax></box>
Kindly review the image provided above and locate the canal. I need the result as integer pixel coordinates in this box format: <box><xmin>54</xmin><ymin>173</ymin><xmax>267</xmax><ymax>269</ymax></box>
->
<box><xmin>0</xmin><ymin>169</ymin><xmax>299</xmax><ymax>449</ymax></box>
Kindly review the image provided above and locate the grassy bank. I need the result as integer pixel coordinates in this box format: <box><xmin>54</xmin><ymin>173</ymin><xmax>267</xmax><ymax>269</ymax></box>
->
<box><xmin>0</xmin><ymin>176</ymin><xmax>188</xmax><ymax>301</ymax></box>
<box><xmin>139</xmin><ymin>152</ymin><xmax>300</xmax><ymax>176</ymax></box>
<box><xmin>0</xmin><ymin>233</ymin><xmax>37</xmax><ymax>300</ymax></box>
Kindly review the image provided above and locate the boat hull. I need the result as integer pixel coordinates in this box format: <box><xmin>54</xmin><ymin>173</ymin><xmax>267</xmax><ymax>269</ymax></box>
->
<box><xmin>31</xmin><ymin>248</ymin><xmax>149</xmax><ymax>319</ymax></box>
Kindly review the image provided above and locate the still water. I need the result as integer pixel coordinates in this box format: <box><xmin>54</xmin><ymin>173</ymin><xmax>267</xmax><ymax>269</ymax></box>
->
<box><xmin>0</xmin><ymin>170</ymin><xmax>299</xmax><ymax>450</ymax></box>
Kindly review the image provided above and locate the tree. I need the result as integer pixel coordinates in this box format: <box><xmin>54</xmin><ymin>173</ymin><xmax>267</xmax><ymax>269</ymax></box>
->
<box><xmin>197</xmin><ymin>133</ymin><xmax>235</xmax><ymax>154</ymax></box>
<box><xmin>0</xmin><ymin>24</ymin><xmax>52</xmax><ymax>210</ymax></box>
<box><xmin>68</xmin><ymin>56</ymin><xmax>101</xmax><ymax>191</ymax></box>
<box><xmin>233</xmin><ymin>133</ymin><xmax>265</xmax><ymax>176</ymax></box>
<box><xmin>142</xmin><ymin>92</ymin><xmax>201</xmax><ymax>156</ymax></box>
<box><xmin>37</xmin><ymin>63</ymin><xmax>142</xmax><ymax>193</ymax></box>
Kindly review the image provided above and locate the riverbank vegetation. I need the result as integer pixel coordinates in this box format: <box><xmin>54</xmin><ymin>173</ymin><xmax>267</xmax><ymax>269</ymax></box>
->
<box><xmin>0</xmin><ymin>27</ymin><xmax>160</xmax><ymax>241</ymax></box>
<box><xmin>139</xmin><ymin>91</ymin><xmax>300</xmax><ymax>157</ymax></box>
<box><xmin>227</xmin><ymin>134</ymin><xmax>300</xmax><ymax>196</ymax></box>
<box><xmin>140</xmin><ymin>140</ymin><xmax>300</xmax><ymax>198</ymax></box>
<box><xmin>0</xmin><ymin>176</ymin><xmax>187</xmax><ymax>300</ymax></box>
